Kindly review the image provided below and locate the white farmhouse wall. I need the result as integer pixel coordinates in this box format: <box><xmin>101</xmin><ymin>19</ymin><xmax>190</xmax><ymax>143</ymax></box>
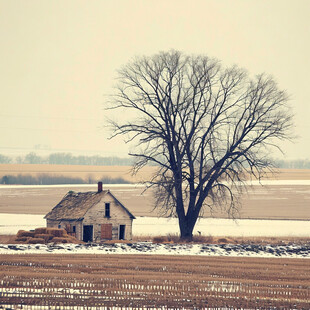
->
<box><xmin>83</xmin><ymin>193</ymin><xmax>133</xmax><ymax>241</ymax></box>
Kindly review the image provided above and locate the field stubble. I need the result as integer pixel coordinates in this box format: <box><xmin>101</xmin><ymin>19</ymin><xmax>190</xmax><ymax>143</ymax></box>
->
<box><xmin>0</xmin><ymin>254</ymin><xmax>309</xmax><ymax>308</ymax></box>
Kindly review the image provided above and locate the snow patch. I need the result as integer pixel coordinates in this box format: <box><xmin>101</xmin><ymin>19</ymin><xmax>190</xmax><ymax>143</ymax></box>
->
<box><xmin>0</xmin><ymin>242</ymin><xmax>309</xmax><ymax>259</ymax></box>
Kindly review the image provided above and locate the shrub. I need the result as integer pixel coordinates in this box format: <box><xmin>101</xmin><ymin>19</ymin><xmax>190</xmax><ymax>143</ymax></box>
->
<box><xmin>152</xmin><ymin>234</ymin><xmax>216</xmax><ymax>244</ymax></box>
<box><xmin>152</xmin><ymin>236</ymin><xmax>169</xmax><ymax>243</ymax></box>
<box><xmin>216</xmin><ymin>237</ymin><xmax>235</xmax><ymax>244</ymax></box>
<box><xmin>192</xmin><ymin>235</ymin><xmax>214</xmax><ymax>243</ymax></box>
<box><xmin>166</xmin><ymin>234</ymin><xmax>181</xmax><ymax>243</ymax></box>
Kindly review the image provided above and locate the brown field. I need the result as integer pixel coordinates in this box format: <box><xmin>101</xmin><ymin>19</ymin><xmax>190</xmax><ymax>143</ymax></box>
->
<box><xmin>0</xmin><ymin>164</ymin><xmax>310</xmax><ymax>219</ymax></box>
<box><xmin>1</xmin><ymin>183</ymin><xmax>310</xmax><ymax>219</ymax></box>
<box><xmin>0</xmin><ymin>254</ymin><xmax>309</xmax><ymax>308</ymax></box>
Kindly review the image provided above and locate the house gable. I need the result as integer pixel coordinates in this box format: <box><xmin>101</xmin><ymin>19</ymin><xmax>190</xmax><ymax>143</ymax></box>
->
<box><xmin>45</xmin><ymin>190</ymin><xmax>135</xmax><ymax>221</ymax></box>
<box><xmin>84</xmin><ymin>192</ymin><xmax>132</xmax><ymax>222</ymax></box>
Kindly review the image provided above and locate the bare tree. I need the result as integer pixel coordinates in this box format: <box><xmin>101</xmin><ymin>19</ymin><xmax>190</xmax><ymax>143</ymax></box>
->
<box><xmin>109</xmin><ymin>51</ymin><xmax>293</xmax><ymax>239</ymax></box>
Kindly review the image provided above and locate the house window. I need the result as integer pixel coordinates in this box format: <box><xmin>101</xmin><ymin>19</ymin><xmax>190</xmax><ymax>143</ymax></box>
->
<box><xmin>105</xmin><ymin>203</ymin><xmax>110</xmax><ymax>217</ymax></box>
<box><xmin>72</xmin><ymin>226</ymin><xmax>76</xmax><ymax>233</ymax></box>
<box><xmin>58</xmin><ymin>224</ymin><xmax>61</xmax><ymax>229</ymax></box>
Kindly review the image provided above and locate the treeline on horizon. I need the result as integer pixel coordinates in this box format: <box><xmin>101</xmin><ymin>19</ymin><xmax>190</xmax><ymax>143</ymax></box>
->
<box><xmin>0</xmin><ymin>152</ymin><xmax>134</xmax><ymax>166</ymax></box>
<box><xmin>0</xmin><ymin>174</ymin><xmax>131</xmax><ymax>185</ymax></box>
<box><xmin>0</xmin><ymin>152</ymin><xmax>310</xmax><ymax>169</ymax></box>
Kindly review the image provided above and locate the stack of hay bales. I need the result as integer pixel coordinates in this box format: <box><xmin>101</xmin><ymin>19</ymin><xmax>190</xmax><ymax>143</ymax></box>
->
<box><xmin>15</xmin><ymin>227</ymin><xmax>81</xmax><ymax>244</ymax></box>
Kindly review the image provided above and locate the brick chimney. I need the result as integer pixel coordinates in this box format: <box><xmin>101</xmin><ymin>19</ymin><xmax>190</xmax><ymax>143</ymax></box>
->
<box><xmin>98</xmin><ymin>181</ymin><xmax>103</xmax><ymax>193</ymax></box>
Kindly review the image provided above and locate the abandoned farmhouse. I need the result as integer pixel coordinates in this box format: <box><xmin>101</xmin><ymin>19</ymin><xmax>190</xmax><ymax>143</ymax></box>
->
<box><xmin>44</xmin><ymin>182</ymin><xmax>135</xmax><ymax>242</ymax></box>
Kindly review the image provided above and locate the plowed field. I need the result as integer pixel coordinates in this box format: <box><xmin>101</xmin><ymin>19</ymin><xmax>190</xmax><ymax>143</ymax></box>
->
<box><xmin>0</xmin><ymin>254</ymin><xmax>309</xmax><ymax>308</ymax></box>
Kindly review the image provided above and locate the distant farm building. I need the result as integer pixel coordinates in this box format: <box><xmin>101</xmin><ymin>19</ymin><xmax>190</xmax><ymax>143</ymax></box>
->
<box><xmin>44</xmin><ymin>182</ymin><xmax>135</xmax><ymax>242</ymax></box>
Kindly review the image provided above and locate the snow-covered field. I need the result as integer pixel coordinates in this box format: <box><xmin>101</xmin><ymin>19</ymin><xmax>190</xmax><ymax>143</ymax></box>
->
<box><xmin>0</xmin><ymin>213</ymin><xmax>309</xmax><ymax>237</ymax></box>
<box><xmin>134</xmin><ymin>216</ymin><xmax>310</xmax><ymax>237</ymax></box>
<box><xmin>0</xmin><ymin>240</ymin><xmax>309</xmax><ymax>258</ymax></box>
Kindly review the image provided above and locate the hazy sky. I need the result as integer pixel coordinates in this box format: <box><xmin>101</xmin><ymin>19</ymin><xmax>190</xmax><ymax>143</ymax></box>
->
<box><xmin>0</xmin><ymin>0</ymin><xmax>309</xmax><ymax>159</ymax></box>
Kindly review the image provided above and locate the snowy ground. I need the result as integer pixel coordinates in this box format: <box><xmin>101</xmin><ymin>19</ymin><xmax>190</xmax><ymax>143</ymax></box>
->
<box><xmin>0</xmin><ymin>213</ymin><xmax>309</xmax><ymax>237</ymax></box>
<box><xmin>0</xmin><ymin>241</ymin><xmax>309</xmax><ymax>258</ymax></box>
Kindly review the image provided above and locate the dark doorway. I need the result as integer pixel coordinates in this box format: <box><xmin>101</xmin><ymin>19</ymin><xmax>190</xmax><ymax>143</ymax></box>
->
<box><xmin>119</xmin><ymin>225</ymin><xmax>125</xmax><ymax>240</ymax></box>
<box><xmin>83</xmin><ymin>225</ymin><xmax>93</xmax><ymax>242</ymax></box>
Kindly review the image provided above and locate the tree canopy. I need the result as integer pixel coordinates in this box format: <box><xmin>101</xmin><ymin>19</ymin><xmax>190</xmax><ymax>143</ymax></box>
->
<box><xmin>109</xmin><ymin>50</ymin><xmax>293</xmax><ymax>239</ymax></box>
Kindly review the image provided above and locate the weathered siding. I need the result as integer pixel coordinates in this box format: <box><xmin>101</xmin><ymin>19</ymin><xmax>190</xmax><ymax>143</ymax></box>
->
<box><xmin>46</xmin><ymin>219</ymin><xmax>57</xmax><ymax>228</ymax></box>
<box><xmin>83</xmin><ymin>192</ymin><xmax>133</xmax><ymax>241</ymax></box>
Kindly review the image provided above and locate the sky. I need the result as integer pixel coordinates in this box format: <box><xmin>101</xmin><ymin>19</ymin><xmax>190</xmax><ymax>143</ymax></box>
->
<box><xmin>0</xmin><ymin>0</ymin><xmax>309</xmax><ymax>159</ymax></box>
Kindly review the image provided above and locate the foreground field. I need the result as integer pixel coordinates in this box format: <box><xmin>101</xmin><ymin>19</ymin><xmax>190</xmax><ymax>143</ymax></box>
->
<box><xmin>0</xmin><ymin>254</ymin><xmax>309</xmax><ymax>308</ymax></box>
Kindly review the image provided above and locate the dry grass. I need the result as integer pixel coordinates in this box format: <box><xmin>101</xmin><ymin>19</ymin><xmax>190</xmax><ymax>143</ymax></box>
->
<box><xmin>1</xmin><ymin>233</ymin><xmax>309</xmax><ymax>246</ymax></box>
<box><xmin>0</xmin><ymin>254</ymin><xmax>309</xmax><ymax>308</ymax></box>
<box><xmin>0</xmin><ymin>235</ymin><xmax>15</xmax><ymax>243</ymax></box>
<box><xmin>132</xmin><ymin>234</ymin><xmax>310</xmax><ymax>245</ymax></box>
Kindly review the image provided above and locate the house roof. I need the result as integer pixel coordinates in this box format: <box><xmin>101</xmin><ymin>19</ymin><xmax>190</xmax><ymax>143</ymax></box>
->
<box><xmin>44</xmin><ymin>190</ymin><xmax>135</xmax><ymax>221</ymax></box>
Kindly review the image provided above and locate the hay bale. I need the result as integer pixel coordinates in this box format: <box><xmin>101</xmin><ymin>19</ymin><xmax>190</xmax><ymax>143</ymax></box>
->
<box><xmin>51</xmin><ymin>237</ymin><xmax>68</xmax><ymax>244</ymax></box>
<box><xmin>46</xmin><ymin>228</ymin><xmax>66</xmax><ymax>237</ymax></box>
<box><xmin>34</xmin><ymin>227</ymin><xmax>47</xmax><ymax>234</ymax></box>
<box><xmin>27</xmin><ymin>238</ymin><xmax>45</xmax><ymax>244</ymax></box>
<box><xmin>16</xmin><ymin>230</ymin><xmax>26</xmax><ymax>237</ymax></box>
<box><xmin>35</xmin><ymin>234</ymin><xmax>53</xmax><ymax>243</ymax></box>
<box><xmin>16</xmin><ymin>231</ymin><xmax>35</xmax><ymax>238</ymax></box>
<box><xmin>15</xmin><ymin>237</ymin><xmax>29</xmax><ymax>242</ymax></box>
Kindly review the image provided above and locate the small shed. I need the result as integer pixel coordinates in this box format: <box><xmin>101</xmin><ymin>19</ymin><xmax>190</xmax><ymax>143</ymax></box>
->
<box><xmin>44</xmin><ymin>182</ymin><xmax>135</xmax><ymax>242</ymax></box>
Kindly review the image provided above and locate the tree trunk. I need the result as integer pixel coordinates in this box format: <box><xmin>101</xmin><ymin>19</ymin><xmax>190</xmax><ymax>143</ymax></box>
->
<box><xmin>178</xmin><ymin>215</ymin><xmax>197</xmax><ymax>240</ymax></box>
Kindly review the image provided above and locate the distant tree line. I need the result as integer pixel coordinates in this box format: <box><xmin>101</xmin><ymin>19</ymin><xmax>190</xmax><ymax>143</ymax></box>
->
<box><xmin>0</xmin><ymin>152</ymin><xmax>134</xmax><ymax>166</ymax></box>
<box><xmin>0</xmin><ymin>152</ymin><xmax>309</xmax><ymax>169</ymax></box>
<box><xmin>1</xmin><ymin>174</ymin><xmax>131</xmax><ymax>185</ymax></box>
<box><xmin>272</xmin><ymin>159</ymin><xmax>310</xmax><ymax>169</ymax></box>
<box><xmin>0</xmin><ymin>154</ymin><xmax>12</xmax><ymax>164</ymax></box>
